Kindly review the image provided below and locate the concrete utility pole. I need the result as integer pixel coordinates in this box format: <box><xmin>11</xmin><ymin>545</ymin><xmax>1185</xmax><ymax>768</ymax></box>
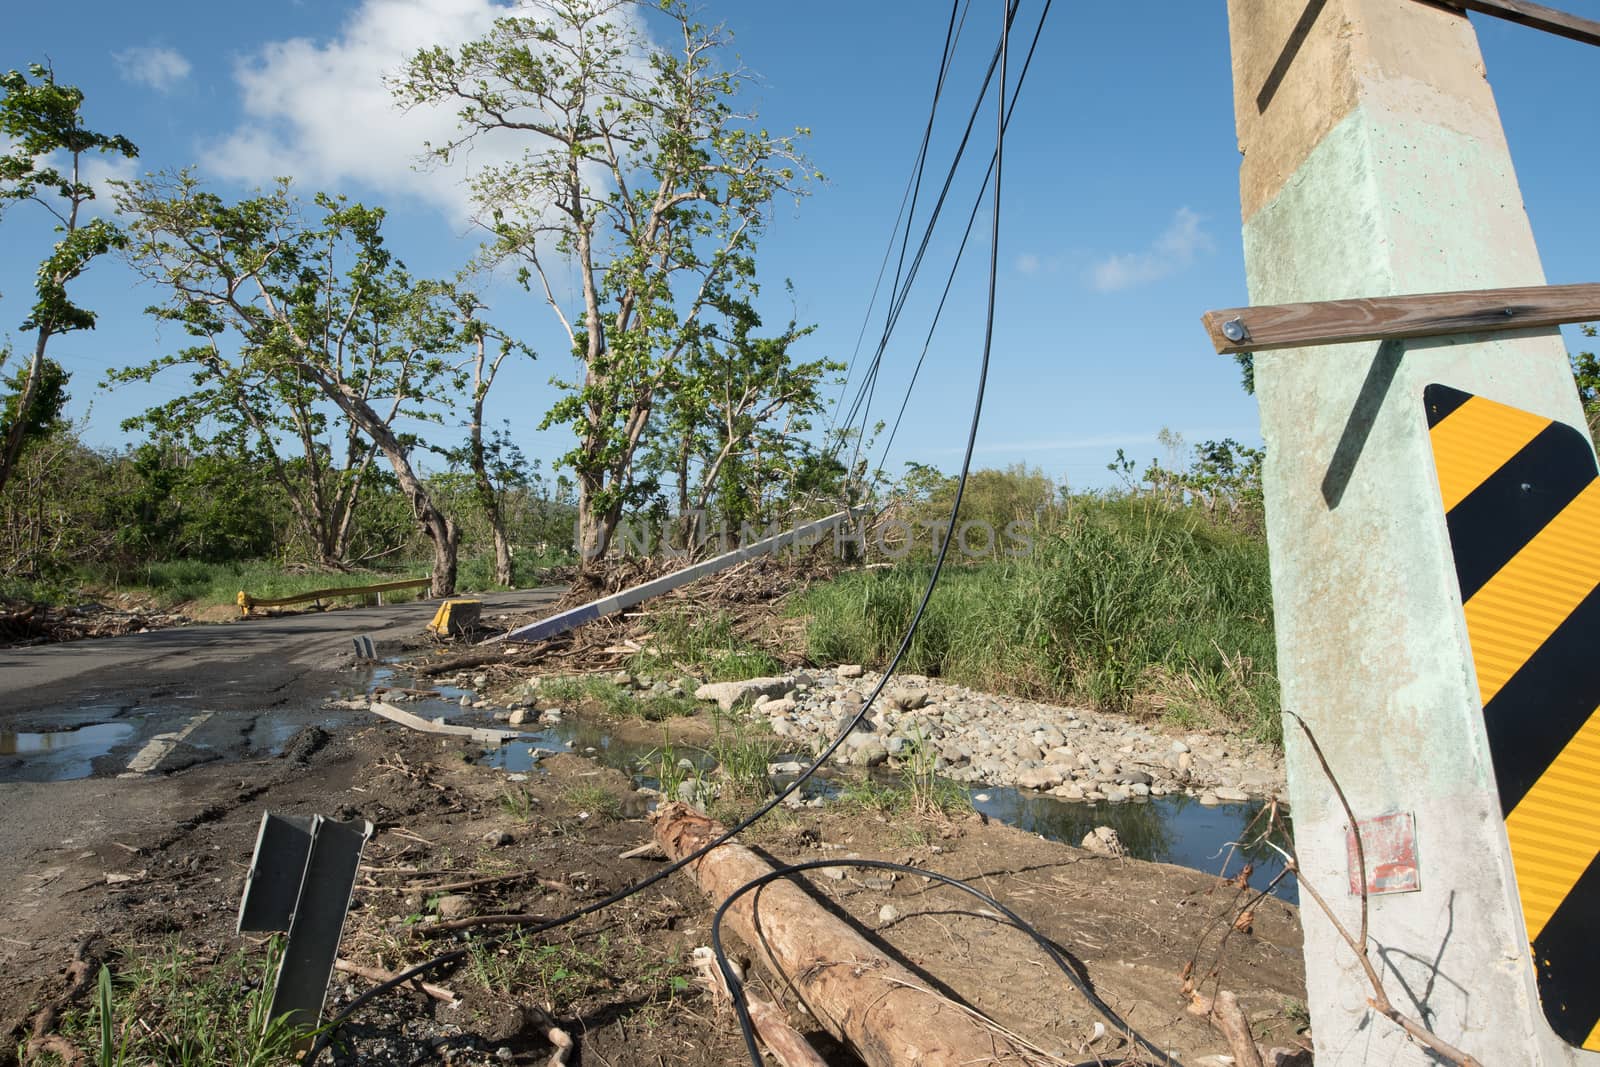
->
<box><xmin>1226</xmin><ymin>1</ymin><xmax>1600</xmax><ymax>1063</ymax></box>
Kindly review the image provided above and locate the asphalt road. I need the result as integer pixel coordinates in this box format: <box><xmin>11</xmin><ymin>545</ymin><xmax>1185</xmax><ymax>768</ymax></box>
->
<box><xmin>0</xmin><ymin>586</ymin><xmax>565</xmax><ymax>988</ymax></box>
<box><xmin>0</xmin><ymin>586</ymin><xmax>565</xmax><ymax>782</ymax></box>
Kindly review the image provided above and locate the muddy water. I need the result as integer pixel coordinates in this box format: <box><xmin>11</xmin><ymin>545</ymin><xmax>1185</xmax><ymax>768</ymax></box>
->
<box><xmin>378</xmin><ymin>672</ymin><xmax>1295</xmax><ymax>902</ymax></box>
<box><xmin>0</xmin><ymin>722</ymin><xmax>136</xmax><ymax>781</ymax></box>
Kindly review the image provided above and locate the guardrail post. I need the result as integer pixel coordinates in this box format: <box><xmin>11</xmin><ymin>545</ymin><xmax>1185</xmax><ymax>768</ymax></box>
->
<box><xmin>1227</xmin><ymin>1</ymin><xmax>1598</xmax><ymax>1062</ymax></box>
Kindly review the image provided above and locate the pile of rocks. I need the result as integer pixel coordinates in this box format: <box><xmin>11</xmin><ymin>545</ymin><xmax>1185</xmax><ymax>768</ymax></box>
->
<box><xmin>729</xmin><ymin>665</ymin><xmax>1287</xmax><ymax>805</ymax></box>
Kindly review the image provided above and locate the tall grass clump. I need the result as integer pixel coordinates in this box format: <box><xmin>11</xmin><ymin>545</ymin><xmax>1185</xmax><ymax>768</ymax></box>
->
<box><xmin>795</xmin><ymin>498</ymin><xmax>1280</xmax><ymax>743</ymax></box>
<box><xmin>629</xmin><ymin>608</ymin><xmax>784</xmax><ymax>681</ymax></box>
<box><xmin>44</xmin><ymin>939</ymin><xmax>308</xmax><ymax>1066</ymax></box>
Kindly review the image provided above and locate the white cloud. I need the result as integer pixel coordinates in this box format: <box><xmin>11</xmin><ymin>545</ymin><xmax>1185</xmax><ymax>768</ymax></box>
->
<box><xmin>1090</xmin><ymin>206</ymin><xmax>1213</xmax><ymax>292</ymax></box>
<box><xmin>211</xmin><ymin>0</ymin><xmax>650</xmax><ymax>226</ymax></box>
<box><xmin>113</xmin><ymin>46</ymin><xmax>192</xmax><ymax>92</ymax></box>
<box><xmin>1015</xmin><ymin>253</ymin><xmax>1040</xmax><ymax>275</ymax></box>
<box><xmin>78</xmin><ymin>152</ymin><xmax>142</xmax><ymax>210</ymax></box>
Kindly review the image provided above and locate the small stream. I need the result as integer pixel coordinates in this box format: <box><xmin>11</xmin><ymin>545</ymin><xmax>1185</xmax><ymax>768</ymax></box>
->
<box><xmin>376</xmin><ymin>669</ymin><xmax>1296</xmax><ymax>902</ymax></box>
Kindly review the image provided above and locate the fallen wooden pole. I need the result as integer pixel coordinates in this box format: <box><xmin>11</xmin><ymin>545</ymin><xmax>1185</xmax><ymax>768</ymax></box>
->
<box><xmin>652</xmin><ymin>802</ymin><xmax>1030</xmax><ymax>1067</ymax></box>
<box><xmin>692</xmin><ymin>947</ymin><xmax>827</xmax><ymax>1067</ymax></box>
<box><xmin>486</xmin><ymin>510</ymin><xmax>854</xmax><ymax>646</ymax></box>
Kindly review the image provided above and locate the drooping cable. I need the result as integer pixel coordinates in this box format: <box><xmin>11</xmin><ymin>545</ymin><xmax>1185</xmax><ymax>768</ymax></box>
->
<box><xmin>831</xmin><ymin>3</ymin><xmax>1020</xmax><ymax>479</ymax></box>
<box><xmin>822</xmin><ymin>0</ymin><xmax>971</xmax><ymax>449</ymax></box>
<box><xmin>305</xmin><ymin>3</ymin><xmax>1059</xmax><ymax>1061</ymax></box>
<box><xmin>874</xmin><ymin>0</ymin><xmax>1053</xmax><ymax>478</ymax></box>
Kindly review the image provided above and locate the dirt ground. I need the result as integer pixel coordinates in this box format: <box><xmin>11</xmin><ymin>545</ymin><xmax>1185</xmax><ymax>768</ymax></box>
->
<box><xmin>3</xmin><ymin>694</ymin><xmax>1308</xmax><ymax>1066</ymax></box>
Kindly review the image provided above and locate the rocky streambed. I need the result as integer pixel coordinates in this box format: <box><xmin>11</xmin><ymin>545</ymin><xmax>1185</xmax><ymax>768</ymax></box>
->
<box><xmin>694</xmin><ymin>665</ymin><xmax>1288</xmax><ymax>806</ymax></box>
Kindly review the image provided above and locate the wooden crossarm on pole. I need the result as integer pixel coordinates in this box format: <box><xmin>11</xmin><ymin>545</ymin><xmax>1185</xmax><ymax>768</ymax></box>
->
<box><xmin>1202</xmin><ymin>283</ymin><xmax>1600</xmax><ymax>355</ymax></box>
<box><xmin>1431</xmin><ymin>0</ymin><xmax>1600</xmax><ymax>48</ymax></box>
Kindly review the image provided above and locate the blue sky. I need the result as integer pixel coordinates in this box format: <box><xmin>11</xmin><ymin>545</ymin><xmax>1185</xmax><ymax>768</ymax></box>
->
<box><xmin>3</xmin><ymin>1</ymin><xmax>1596</xmax><ymax>491</ymax></box>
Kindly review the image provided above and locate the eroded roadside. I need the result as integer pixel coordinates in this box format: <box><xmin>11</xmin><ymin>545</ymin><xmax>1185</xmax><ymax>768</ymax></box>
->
<box><xmin>2</xmin><ymin>590</ymin><xmax>1309</xmax><ymax>1066</ymax></box>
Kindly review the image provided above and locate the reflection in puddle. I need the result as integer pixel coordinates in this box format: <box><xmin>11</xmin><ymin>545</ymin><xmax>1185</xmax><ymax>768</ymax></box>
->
<box><xmin>0</xmin><ymin>722</ymin><xmax>136</xmax><ymax>781</ymax></box>
<box><xmin>973</xmin><ymin>787</ymin><xmax>1294</xmax><ymax>902</ymax></box>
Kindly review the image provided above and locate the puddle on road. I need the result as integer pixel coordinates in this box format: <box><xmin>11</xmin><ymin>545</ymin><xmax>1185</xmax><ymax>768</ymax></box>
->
<box><xmin>373</xmin><ymin>669</ymin><xmax>1294</xmax><ymax>901</ymax></box>
<box><xmin>0</xmin><ymin>722</ymin><xmax>136</xmax><ymax>781</ymax></box>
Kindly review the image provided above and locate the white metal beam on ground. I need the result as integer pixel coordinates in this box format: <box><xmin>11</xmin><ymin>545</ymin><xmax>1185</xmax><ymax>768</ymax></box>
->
<box><xmin>487</xmin><ymin>510</ymin><xmax>854</xmax><ymax>646</ymax></box>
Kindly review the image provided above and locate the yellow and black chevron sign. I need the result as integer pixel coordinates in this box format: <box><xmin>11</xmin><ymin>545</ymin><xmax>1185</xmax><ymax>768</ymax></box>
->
<box><xmin>1426</xmin><ymin>383</ymin><xmax>1600</xmax><ymax>1051</ymax></box>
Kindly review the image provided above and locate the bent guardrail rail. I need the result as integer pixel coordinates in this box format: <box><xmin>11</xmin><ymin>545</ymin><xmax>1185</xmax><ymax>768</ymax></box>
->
<box><xmin>236</xmin><ymin>576</ymin><xmax>433</xmax><ymax>616</ymax></box>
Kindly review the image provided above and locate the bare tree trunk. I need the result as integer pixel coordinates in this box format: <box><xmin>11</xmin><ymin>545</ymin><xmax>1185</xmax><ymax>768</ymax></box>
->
<box><xmin>324</xmin><ymin>389</ymin><xmax>458</xmax><ymax>598</ymax></box>
<box><xmin>468</xmin><ymin>426</ymin><xmax>512</xmax><ymax>587</ymax></box>
<box><xmin>0</xmin><ymin>329</ymin><xmax>50</xmax><ymax>500</ymax></box>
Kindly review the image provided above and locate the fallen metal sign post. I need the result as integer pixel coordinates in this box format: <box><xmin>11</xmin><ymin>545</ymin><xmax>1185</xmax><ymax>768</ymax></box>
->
<box><xmin>369</xmin><ymin>700</ymin><xmax>530</xmax><ymax>745</ymax></box>
<box><xmin>237</xmin><ymin>812</ymin><xmax>373</xmax><ymax>1048</ymax></box>
<box><xmin>486</xmin><ymin>510</ymin><xmax>855</xmax><ymax>646</ymax></box>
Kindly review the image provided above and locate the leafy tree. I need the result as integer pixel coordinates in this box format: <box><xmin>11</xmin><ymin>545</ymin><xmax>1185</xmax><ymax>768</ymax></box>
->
<box><xmin>1572</xmin><ymin>324</ymin><xmax>1600</xmax><ymax>437</ymax></box>
<box><xmin>644</xmin><ymin>296</ymin><xmax>841</xmax><ymax>551</ymax></box>
<box><xmin>394</xmin><ymin>0</ymin><xmax>815</xmax><ymax>566</ymax></box>
<box><xmin>0</xmin><ymin>63</ymin><xmax>137</xmax><ymax>496</ymax></box>
<box><xmin>436</xmin><ymin>288</ymin><xmax>533</xmax><ymax>585</ymax></box>
<box><xmin>112</xmin><ymin>327</ymin><xmax>386</xmax><ymax>568</ymax></box>
<box><xmin>114</xmin><ymin>173</ymin><xmax>469</xmax><ymax>595</ymax></box>
<box><xmin>1109</xmin><ymin>428</ymin><xmax>1263</xmax><ymax>528</ymax></box>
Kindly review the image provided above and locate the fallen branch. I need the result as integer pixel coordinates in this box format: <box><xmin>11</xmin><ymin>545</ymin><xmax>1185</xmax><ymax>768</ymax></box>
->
<box><xmin>334</xmin><ymin>958</ymin><xmax>458</xmax><ymax>1004</ymax></box>
<box><xmin>408</xmin><ymin>869</ymin><xmax>546</xmax><ymax>894</ymax></box>
<box><xmin>1210</xmin><ymin>990</ymin><xmax>1264</xmax><ymax>1067</ymax></box>
<box><xmin>1281</xmin><ymin>713</ymin><xmax>1486</xmax><ymax>1067</ymax></box>
<box><xmin>653</xmin><ymin>802</ymin><xmax>1037</xmax><ymax>1067</ymax></box>
<box><xmin>413</xmin><ymin>912</ymin><xmax>550</xmax><ymax>939</ymax></box>
<box><xmin>409</xmin><ymin>649</ymin><xmax>523</xmax><ymax>677</ymax></box>
<box><xmin>691</xmin><ymin>948</ymin><xmax>827</xmax><ymax>1067</ymax></box>
<box><xmin>618</xmin><ymin>840</ymin><xmax>665</xmax><ymax>861</ymax></box>
<box><xmin>527</xmin><ymin>1006</ymin><xmax>573</xmax><ymax>1067</ymax></box>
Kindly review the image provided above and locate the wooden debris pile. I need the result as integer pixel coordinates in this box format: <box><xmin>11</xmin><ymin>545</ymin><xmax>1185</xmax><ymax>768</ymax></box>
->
<box><xmin>0</xmin><ymin>599</ymin><xmax>188</xmax><ymax>647</ymax></box>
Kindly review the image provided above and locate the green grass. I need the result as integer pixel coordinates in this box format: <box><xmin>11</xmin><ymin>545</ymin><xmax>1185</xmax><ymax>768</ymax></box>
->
<box><xmin>629</xmin><ymin>608</ymin><xmax>784</xmax><ymax>682</ymax></box>
<box><xmin>11</xmin><ymin>545</ymin><xmax>566</xmax><ymax>612</ymax></box>
<box><xmin>794</xmin><ymin>498</ymin><xmax>1282</xmax><ymax>744</ymax></box>
<box><xmin>499</xmin><ymin>784</ymin><xmax>540</xmax><ymax>821</ymax></box>
<box><xmin>465</xmin><ymin>931</ymin><xmax>687</xmax><ymax>1016</ymax></box>
<box><xmin>539</xmin><ymin>676</ymin><xmax>698</xmax><ymax>722</ymax></box>
<box><xmin>74</xmin><ymin>558</ymin><xmax>432</xmax><ymax>611</ymax></box>
<box><xmin>35</xmin><ymin>939</ymin><xmax>308</xmax><ymax>1067</ymax></box>
<box><xmin>834</xmin><ymin>734</ymin><xmax>970</xmax><ymax>821</ymax></box>
<box><xmin>455</xmin><ymin>548</ymin><xmax>573</xmax><ymax>592</ymax></box>
<box><xmin>709</xmin><ymin>727</ymin><xmax>783</xmax><ymax>800</ymax></box>
<box><xmin>562</xmin><ymin>784</ymin><xmax>623</xmax><ymax>821</ymax></box>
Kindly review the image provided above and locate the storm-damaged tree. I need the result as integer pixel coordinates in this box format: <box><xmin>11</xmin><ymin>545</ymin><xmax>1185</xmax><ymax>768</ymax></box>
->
<box><xmin>114</xmin><ymin>173</ymin><xmax>468</xmax><ymax>596</ymax></box>
<box><xmin>0</xmin><ymin>63</ymin><xmax>138</xmax><ymax>497</ymax></box>
<box><xmin>643</xmin><ymin>295</ymin><xmax>841</xmax><ymax>553</ymax></box>
<box><xmin>431</xmin><ymin>285</ymin><xmax>534</xmax><ymax>587</ymax></box>
<box><xmin>110</xmin><ymin>310</ymin><xmax>390</xmax><ymax>569</ymax></box>
<box><xmin>394</xmin><ymin>0</ymin><xmax>815</xmax><ymax>568</ymax></box>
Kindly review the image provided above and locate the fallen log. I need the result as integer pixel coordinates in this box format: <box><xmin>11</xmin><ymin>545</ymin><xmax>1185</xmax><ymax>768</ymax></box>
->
<box><xmin>652</xmin><ymin>802</ymin><xmax>1033</xmax><ymax>1067</ymax></box>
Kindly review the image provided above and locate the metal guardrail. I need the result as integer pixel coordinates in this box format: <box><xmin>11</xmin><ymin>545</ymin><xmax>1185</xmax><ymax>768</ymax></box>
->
<box><xmin>236</xmin><ymin>576</ymin><xmax>432</xmax><ymax>616</ymax></box>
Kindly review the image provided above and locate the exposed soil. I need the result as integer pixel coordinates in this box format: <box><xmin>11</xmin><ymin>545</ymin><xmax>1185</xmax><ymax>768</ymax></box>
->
<box><xmin>3</xmin><ymin>701</ymin><xmax>1308</xmax><ymax>1066</ymax></box>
